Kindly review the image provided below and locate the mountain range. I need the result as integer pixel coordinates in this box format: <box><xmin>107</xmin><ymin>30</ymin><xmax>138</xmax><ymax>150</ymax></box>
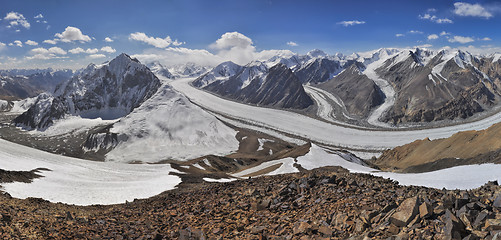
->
<box><xmin>192</xmin><ymin>48</ymin><xmax>501</xmax><ymax>126</ymax></box>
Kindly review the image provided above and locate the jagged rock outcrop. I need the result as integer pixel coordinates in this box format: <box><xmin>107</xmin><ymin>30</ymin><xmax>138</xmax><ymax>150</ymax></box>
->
<box><xmin>13</xmin><ymin>53</ymin><xmax>161</xmax><ymax>129</ymax></box>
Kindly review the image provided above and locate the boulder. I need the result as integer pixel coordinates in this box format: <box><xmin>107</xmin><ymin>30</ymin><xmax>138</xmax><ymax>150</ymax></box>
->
<box><xmin>390</xmin><ymin>196</ymin><xmax>420</xmax><ymax>227</ymax></box>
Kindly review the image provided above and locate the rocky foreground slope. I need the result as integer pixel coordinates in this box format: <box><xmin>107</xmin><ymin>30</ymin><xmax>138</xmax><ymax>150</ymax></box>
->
<box><xmin>1</xmin><ymin>167</ymin><xmax>500</xmax><ymax>239</ymax></box>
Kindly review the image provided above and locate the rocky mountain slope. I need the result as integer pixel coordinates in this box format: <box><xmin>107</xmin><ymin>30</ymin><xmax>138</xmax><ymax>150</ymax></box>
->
<box><xmin>1</xmin><ymin>167</ymin><xmax>500</xmax><ymax>239</ymax></box>
<box><xmin>317</xmin><ymin>62</ymin><xmax>385</xmax><ymax>118</ymax></box>
<box><xmin>199</xmin><ymin>63</ymin><xmax>313</xmax><ymax>109</ymax></box>
<box><xmin>13</xmin><ymin>53</ymin><xmax>161</xmax><ymax>129</ymax></box>
<box><xmin>376</xmin><ymin>49</ymin><xmax>498</xmax><ymax>124</ymax></box>
<box><xmin>190</xmin><ymin>47</ymin><xmax>501</xmax><ymax>126</ymax></box>
<box><xmin>374</xmin><ymin>121</ymin><xmax>501</xmax><ymax>172</ymax></box>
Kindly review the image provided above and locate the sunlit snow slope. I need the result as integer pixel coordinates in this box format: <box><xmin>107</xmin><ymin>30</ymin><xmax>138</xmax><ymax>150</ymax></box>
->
<box><xmin>0</xmin><ymin>138</ymin><xmax>181</xmax><ymax>205</ymax></box>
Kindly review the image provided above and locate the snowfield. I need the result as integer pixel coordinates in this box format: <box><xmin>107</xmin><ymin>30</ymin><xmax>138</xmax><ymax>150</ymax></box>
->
<box><xmin>233</xmin><ymin>145</ymin><xmax>501</xmax><ymax>190</ymax></box>
<box><xmin>170</xmin><ymin>78</ymin><xmax>501</xmax><ymax>156</ymax></box>
<box><xmin>0</xmin><ymin>138</ymin><xmax>181</xmax><ymax>205</ymax></box>
<box><xmin>106</xmin><ymin>84</ymin><xmax>239</xmax><ymax>163</ymax></box>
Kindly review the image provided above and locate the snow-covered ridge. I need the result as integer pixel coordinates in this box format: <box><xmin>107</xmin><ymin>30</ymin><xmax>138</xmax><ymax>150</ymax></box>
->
<box><xmin>105</xmin><ymin>83</ymin><xmax>239</xmax><ymax>163</ymax></box>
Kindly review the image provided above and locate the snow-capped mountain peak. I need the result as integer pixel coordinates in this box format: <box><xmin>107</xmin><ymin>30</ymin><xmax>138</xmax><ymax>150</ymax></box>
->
<box><xmin>14</xmin><ymin>53</ymin><xmax>161</xmax><ymax>129</ymax></box>
<box><xmin>307</xmin><ymin>49</ymin><xmax>328</xmax><ymax>59</ymax></box>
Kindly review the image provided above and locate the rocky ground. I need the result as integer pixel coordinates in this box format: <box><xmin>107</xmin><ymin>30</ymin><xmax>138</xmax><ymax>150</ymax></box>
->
<box><xmin>1</xmin><ymin>166</ymin><xmax>501</xmax><ymax>239</ymax></box>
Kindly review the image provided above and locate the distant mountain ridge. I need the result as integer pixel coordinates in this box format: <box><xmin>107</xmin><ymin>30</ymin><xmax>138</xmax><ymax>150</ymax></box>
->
<box><xmin>191</xmin><ymin>47</ymin><xmax>501</xmax><ymax>126</ymax></box>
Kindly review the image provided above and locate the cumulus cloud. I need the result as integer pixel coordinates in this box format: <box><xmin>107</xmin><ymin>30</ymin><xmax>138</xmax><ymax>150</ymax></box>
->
<box><xmin>337</xmin><ymin>20</ymin><xmax>365</xmax><ymax>27</ymax></box>
<box><xmin>209</xmin><ymin>32</ymin><xmax>257</xmax><ymax>65</ymax></box>
<box><xmin>12</xmin><ymin>40</ymin><xmax>23</xmax><ymax>47</ymax></box>
<box><xmin>55</xmin><ymin>26</ymin><xmax>92</xmax><ymax>42</ymax></box>
<box><xmin>89</xmin><ymin>54</ymin><xmax>106</xmax><ymax>59</ymax></box>
<box><xmin>440</xmin><ymin>31</ymin><xmax>450</xmax><ymax>36</ymax></box>
<box><xmin>28</xmin><ymin>47</ymin><xmax>67</xmax><ymax>60</ymax></box>
<box><xmin>419</xmin><ymin>13</ymin><xmax>453</xmax><ymax>24</ymax></box>
<box><xmin>287</xmin><ymin>41</ymin><xmax>298</xmax><ymax>47</ymax></box>
<box><xmin>448</xmin><ymin>35</ymin><xmax>475</xmax><ymax>44</ymax></box>
<box><xmin>395</xmin><ymin>33</ymin><xmax>405</xmax><ymax>37</ymax></box>
<box><xmin>69</xmin><ymin>47</ymin><xmax>100</xmax><ymax>54</ymax></box>
<box><xmin>104</xmin><ymin>37</ymin><xmax>114</xmax><ymax>42</ymax></box>
<box><xmin>129</xmin><ymin>32</ymin><xmax>177</xmax><ymax>48</ymax></box>
<box><xmin>68</xmin><ymin>47</ymin><xmax>85</xmax><ymax>54</ymax></box>
<box><xmin>4</xmin><ymin>12</ymin><xmax>30</xmax><ymax>29</ymax></box>
<box><xmin>86</xmin><ymin>48</ymin><xmax>99</xmax><ymax>54</ymax></box>
<box><xmin>133</xmin><ymin>32</ymin><xmax>295</xmax><ymax>67</ymax></box>
<box><xmin>34</xmin><ymin>14</ymin><xmax>43</xmax><ymax>19</ymax></box>
<box><xmin>100</xmin><ymin>46</ymin><xmax>116</xmax><ymax>53</ymax></box>
<box><xmin>454</xmin><ymin>2</ymin><xmax>493</xmax><ymax>18</ymax></box>
<box><xmin>25</xmin><ymin>40</ymin><xmax>38</xmax><ymax>46</ymax></box>
<box><xmin>427</xmin><ymin>34</ymin><xmax>439</xmax><ymax>40</ymax></box>
<box><xmin>43</xmin><ymin>39</ymin><xmax>57</xmax><ymax>45</ymax></box>
<box><xmin>0</xmin><ymin>42</ymin><xmax>6</xmax><ymax>51</ymax></box>
<box><xmin>480</xmin><ymin>37</ymin><xmax>492</xmax><ymax>41</ymax></box>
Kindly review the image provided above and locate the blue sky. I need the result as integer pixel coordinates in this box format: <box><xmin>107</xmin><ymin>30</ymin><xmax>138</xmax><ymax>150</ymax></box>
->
<box><xmin>0</xmin><ymin>0</ymin><xmax>500</xmax><ymax>69</ymax></box>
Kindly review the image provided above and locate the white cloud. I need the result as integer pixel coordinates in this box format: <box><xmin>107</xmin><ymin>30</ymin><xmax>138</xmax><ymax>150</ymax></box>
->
<box><xmin>172</xmin><ymin>40</ymin><xmax>185</xmax><ymax>46</ymax></box>
<box><xmin>427</xmin><ymin>34</ymin><xmax>439</xmax><ymax>40</ymax></box>
<box><xmin>69</xmin><ymin>47</ymin><xmax>101</xmax><ymax>54</ymax></box>
<box><xmin>448</xmin><ymin>35</ymin><xmax>475</xmax><ymax>44</ymax></box>
<box><xmin>104</xmin><ymin>37</ymin><xmax>114</xmax><ymax>42</ymax></box>
<box><xmin>132</xmin><ymin>32</ymin><xmax>295</xmax><ymax>68</ymax></box>
<box><xmin>85</xmin><ymin>48</ymin><xmax>99</xmax><ymax>54</ymax></box>
<box><xmin>48</xmin><ymin>47</ymin><xmax>67</xmax><ymax>55</ymax></box>
<box><xmin>43</xmin><ymin>39</ymin><xmax>57</xmax><ymax>45</ymax></box>
<box><xmin>0</xmin><ymin>42</ymin><xmax>6</xmax><ymax>51</ymax></box>
<box><xmin>337</xmin><ymin>20</ymin><xmax>365</xmax><ymax>27</ymax></box>
<box><xmin>395</xmin><ymin>33</ymin><xmax>405</xmax><ymax>37</ymax></box>
<box><xmin>129</xmin><ymin>32</ymin><xmax>174</xmax><ymax>48</ymax></box>
<box><xmin>287</xmin><ymin>41</ymin><xmax>298</xmax><ymax>47</ymax></box>
<box><xmin>34</xmin><ymin>14</ymin><xmax>44</xmax><ymax>19</ymax></box>
<box><xmin>12</xmin><ymin>40</ymin><xmax>23</xmax><ymax>47</ymax></box>
<box><xmin>481</xmin><ymin>37</ymin><xmax>492</xmax><ymax>41</ymax></box>
<box><xmin>28</xmin><ymin>47</ymin><xmax>67</xmax><ymax>60</ymax></box>
<box><xmin>209</xmin><ymin>32</ymin><xmax>257</xmax><ymax>65</ymax></box>
<box><xmin>89</xmin><ymin>54</ymin><xmax>106</xmax><ymax>59</ymax></box>
<box><xmin>419</xmin><ymin>13</ymin><xmax>453</xmax><ymax>24</ymax></box>
<box><xmin>69</xmin><ymin>47</ymin><xmax>85</xmax><ymax>54</ymax></box>
<box><xmin>54</xmin><ymin>26</ymin><xmax>92</xmax><ymax>42</ymax></box>
<box><xmin>25</xmin><ymin>40</ymin><xmax>38</xmax><ymax>46</ymax></box>
<box><xmin>4</xmin><ymin>12</ymin><xmax>30</xmax><ymax>29</ymax></box>
<box><xmin>100</xmin><ymin>46</ymin><xmax>116</xmax><ymax>53</ymax></box>
<box><xmin>409</xmin><ymin>30</ymin><xmax>423</xmax><ymax>34</ymax></box>
<box><xmin>440</xmin><ymin>31</ymin><xmax>450</xmax><ymax>36</ymax></box>
<box><xmin>454</xmin><ymin>2</ymin><xmax>493</xmax><ymax>18</ymax></box>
